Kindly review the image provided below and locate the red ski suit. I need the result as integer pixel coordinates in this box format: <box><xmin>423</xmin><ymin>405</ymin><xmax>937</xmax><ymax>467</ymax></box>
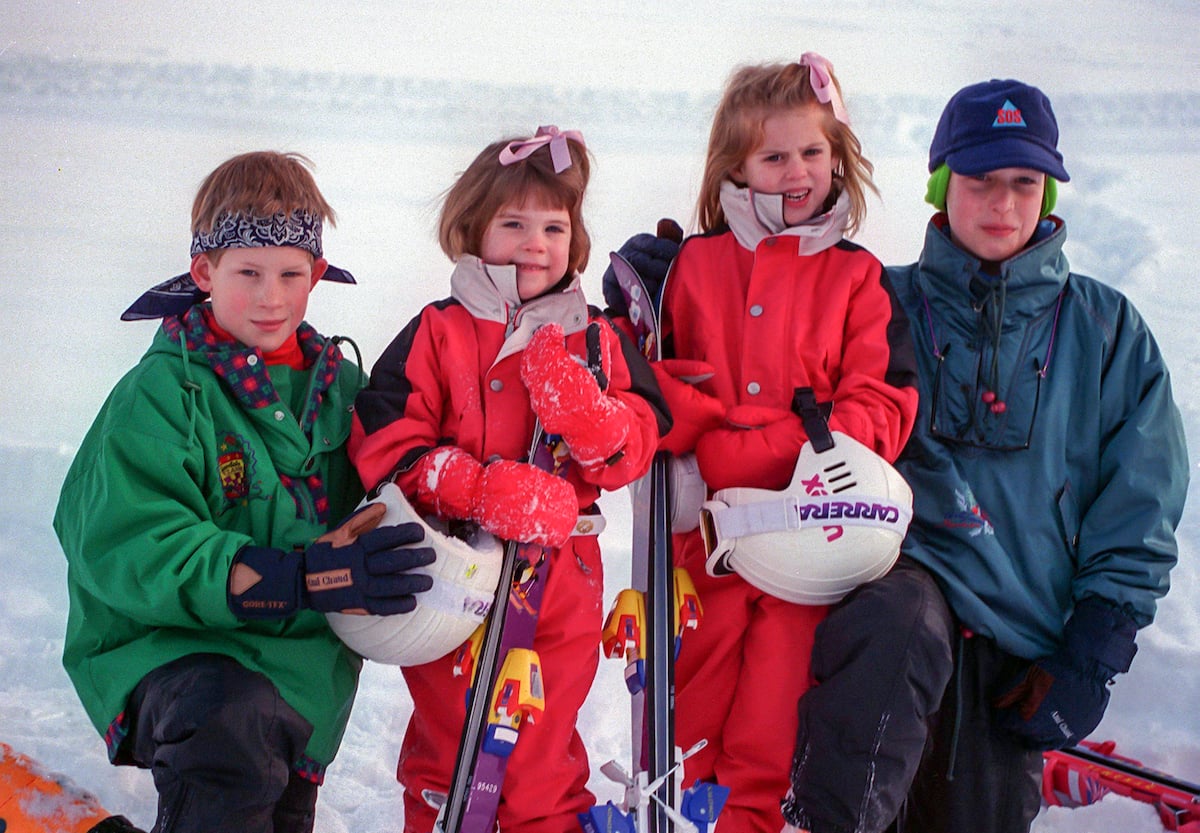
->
<box><xmin>661</xmin><ymin>188</ymin><xmax>918</xmax><ymax>833</ymax></box>
<box><xmin>350</xmin><ymin>257</ymin><xmax>667</xmax><ymax>833</ymax></box>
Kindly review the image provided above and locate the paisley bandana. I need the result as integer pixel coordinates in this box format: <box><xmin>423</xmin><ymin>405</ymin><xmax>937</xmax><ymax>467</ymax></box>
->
<box><xmin>121</xmin><ymin>210</ymin><xmax>355</xmax><ymax>321</ymax></box>
<box><xmin>190</xmin><ymin>210</ymin><xmax>326</xmax><ymax>259</ymax></box>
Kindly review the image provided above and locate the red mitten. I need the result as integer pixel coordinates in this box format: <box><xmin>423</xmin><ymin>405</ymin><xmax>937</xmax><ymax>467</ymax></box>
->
<box><xmin>521</xmin><ymin>323</ymin><xmax>634</xmax><ymax>467</ymax></box>
<box><xmin>413</xmin><ymin>446</ymin><xmax>485</xmax><ymax>520</ymax></box>
<box><xmin>695</xmin><ymin>405</ymin><xmax>807</xmax><ymax>491</ymax></box>
<box><xmin>652</xmin><ymin>359</ymin><xmax>725</xmax><ymax>455</ymax></box>
<box><xmin>413</xmin><ymin>447</ymin><xmax>577</xmax><ymax>547</ymax></box>
<box><xmin>476</xmin><ymin>460</ymin><xmax>578</xmax><ymax>547</ymax></box>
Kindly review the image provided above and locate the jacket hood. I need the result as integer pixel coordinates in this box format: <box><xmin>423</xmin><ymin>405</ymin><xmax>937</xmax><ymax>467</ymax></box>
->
<box><xmin>152</xmin><ymin>303</ymin><xmax>348</xmax><ymax>438</ymax></box>
<box><xmin>720</xmin><ymin>180</ymin><xmax>850</xmax><ymax>255</ymax></box>
<box><xmin>916</xmin><ymin>215</ymin><xmax>1069</xmax><ymax>325</ymax></box>
<box><xmin>449</xmin><ymin>255</ymin><xmax>590</xmax><ymax>366</ymax></box>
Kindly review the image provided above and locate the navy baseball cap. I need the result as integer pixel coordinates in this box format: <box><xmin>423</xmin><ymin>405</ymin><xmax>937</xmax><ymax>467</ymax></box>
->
<box><xmin>928</xmin><ymin>79</ymin><xmax>1070</xmax><ymax>181</ymax></box>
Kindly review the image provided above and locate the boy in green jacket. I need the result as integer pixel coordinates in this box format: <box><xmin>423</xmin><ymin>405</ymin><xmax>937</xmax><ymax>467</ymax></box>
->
<box><xmin>53</xmin><ymin>151</ymin><xmax>436</xmax><ymax>833</ymax></box>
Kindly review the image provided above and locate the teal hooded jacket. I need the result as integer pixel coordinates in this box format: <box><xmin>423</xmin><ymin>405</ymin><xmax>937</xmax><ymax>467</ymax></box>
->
<box><xmin>888</xmin><ymin>216</ymin><xmax>1188</xmax><ymax>660</ymax></box>
<box><xmin>53</xmin><ymin>306</ymin><xmax>366</xmax><ymax>774</ymax></box>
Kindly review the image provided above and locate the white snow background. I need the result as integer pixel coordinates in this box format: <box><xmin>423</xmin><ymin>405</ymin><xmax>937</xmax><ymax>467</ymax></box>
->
<box><xmin>2</xmin><ymin>2</ymin><xmax>1198</xmax><ymax>831</ymax></box>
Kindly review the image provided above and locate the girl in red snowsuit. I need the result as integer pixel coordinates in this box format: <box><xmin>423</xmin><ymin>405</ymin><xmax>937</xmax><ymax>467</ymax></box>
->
<box><xmin>349</xmin><ymin>128</ymin><xmax>669</xmax><ymax>833</ymax></box>
<box><xmin>648</xmin><ymin>57</ymin><xmax>919</xmax><ymax>833</ymax></box>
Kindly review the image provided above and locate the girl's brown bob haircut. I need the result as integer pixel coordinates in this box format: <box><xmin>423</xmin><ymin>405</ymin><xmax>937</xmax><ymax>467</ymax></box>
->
<box><xmin>438</xmin><ymin>136</ymin><xmax>591</xmax><ymax>276</ymax></box>
<box><xmin>191</xmin><ymin>151</ymin><xmax>336</xmax><ymax>236</ymax></box>
<box><xmin>697</xmin><ymin>61</ymin><xmax>877</xmax><ymax>237</ymax></box>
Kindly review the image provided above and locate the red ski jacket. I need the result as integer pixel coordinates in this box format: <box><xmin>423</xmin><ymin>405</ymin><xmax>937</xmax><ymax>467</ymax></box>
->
<box><xmin>350</xmin><ymin>257</ymin><xmax>669</xmax><ymax>509</ymax></box>
<box><xmin>662</xmin><ymin>195</ymin><xmax>918</xmax><ymax>492</ymax></box>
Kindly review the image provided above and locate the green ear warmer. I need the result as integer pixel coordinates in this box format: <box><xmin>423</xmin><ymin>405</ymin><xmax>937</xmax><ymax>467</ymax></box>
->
<box><xmin>924</xmin><ymin>163</ymin><xmax>1057</xmax><ymax>217</ymax></box>
<box><xmin>924</xmin><ymin>164</ymin><xmax>952</xmax><ymax>211</ymax></box>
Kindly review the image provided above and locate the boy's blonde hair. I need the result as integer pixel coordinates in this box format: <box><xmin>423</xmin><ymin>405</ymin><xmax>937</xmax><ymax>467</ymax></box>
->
<box><xmin>191</xmin><ymin>151</ymin><xmax>337</xmax><ymax>236</ymax></box>
<box><xmin>697</xmin><ymin>61</ymin><xmax>877</xmax><ymax>237</ymax></box>
<box><xmin>438</xmin><ymin>136</ymin><xmax>591</xmax><ymax>276</ymax></box>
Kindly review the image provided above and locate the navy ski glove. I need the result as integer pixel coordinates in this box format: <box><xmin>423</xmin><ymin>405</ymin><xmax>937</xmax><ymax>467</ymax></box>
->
<box><xmin>228</xmin><ymin>502</ymin><xmax>436</xmax><ymax>619</ymax></box>
<box><xmin>601</xmin><ymin>219</ymin><xmax>683</xmax><ymax>315</ymax></box>
<box><xmin>994</xmin><ymin>596</ymin><xmax>1138</xmax><ymax>750</ymax></box>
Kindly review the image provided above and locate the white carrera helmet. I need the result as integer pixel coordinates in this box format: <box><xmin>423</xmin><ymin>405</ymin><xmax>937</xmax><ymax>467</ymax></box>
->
<box><xmin>326</xmin><ymin>483</ymin><xmax>503</xmax><ymax>666</ymax></box>
<box><xmin>699</xmin><ymin>432</ymin><xmax>913</xmax><ymax>605</ymax></box>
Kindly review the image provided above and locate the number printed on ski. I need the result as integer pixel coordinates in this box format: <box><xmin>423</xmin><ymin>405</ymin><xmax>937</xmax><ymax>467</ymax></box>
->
<box><xmin>434</xmin><ymin>427</ymin><xmax>567</xmax><ymax>833</ymax></box>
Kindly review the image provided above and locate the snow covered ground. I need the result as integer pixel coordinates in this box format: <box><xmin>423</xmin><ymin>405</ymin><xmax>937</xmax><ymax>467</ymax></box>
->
<box><xmin>2</xmin><ymin>3</ymin><xmax>1198</xmax><ymax>830</ymax></box>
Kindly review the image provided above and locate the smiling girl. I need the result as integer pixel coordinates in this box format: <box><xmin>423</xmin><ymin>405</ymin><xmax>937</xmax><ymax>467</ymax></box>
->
<box><xmin>348</xmin><ymin>127</ymin><xmax>669</xmax><ymax>832</ymax></box>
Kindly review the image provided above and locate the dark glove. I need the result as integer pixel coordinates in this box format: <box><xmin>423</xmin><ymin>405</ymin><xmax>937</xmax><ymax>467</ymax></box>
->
<box><xmin>228</xmin><ymin>502</ymin><xmax>436</xmax><ymax>619</ymax></box>
<box><xmin>993</xmin><ymin>596</ymin><xmax>1138</xmax><ymax>750</ymax></box>
<box><xmin>601</xmin><ymin>219</ymin><xmax>683</xmax><ymax>315</ymax></box>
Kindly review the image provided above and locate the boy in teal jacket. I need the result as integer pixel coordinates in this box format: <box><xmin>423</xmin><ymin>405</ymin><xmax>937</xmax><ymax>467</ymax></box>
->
<box><xmin>53</xmin><ymin>151</ymin><xmax>435</xmax><ymax>833</ymax></box>
<box><xmin>783</xmin><ymin>80</ymin><xmax>1188</xmax><ymax>833</ymax></box>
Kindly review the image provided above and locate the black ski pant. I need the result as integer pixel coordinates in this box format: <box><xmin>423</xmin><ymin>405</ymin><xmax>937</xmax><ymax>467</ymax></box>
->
<box><xmin>124</xmin><ymin>653</ymin><xmax>319</xmax><ymax>833</ymax></box>
<box><xmin>890</xmin><ymin>631</ymin><xmax>1043</xmax><ymax>833</ymax></box>
<box><xmin>782</xmin><ymin>557</ymin><xmax>954</xmax><ymax>833</ymax></box>
<box><xmin>783</xmin><ymin>557</ymin><xmax>1043</xmax><ymax>833</ymax></box>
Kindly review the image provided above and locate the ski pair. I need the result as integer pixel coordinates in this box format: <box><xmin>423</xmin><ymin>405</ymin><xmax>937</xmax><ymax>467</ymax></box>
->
<box><xmin>584</xmin><ymin>251</ymin><xmax>727</xmax><ymax>833</ymax></box>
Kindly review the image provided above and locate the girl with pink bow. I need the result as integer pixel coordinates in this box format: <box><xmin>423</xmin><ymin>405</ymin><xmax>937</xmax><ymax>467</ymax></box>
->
<box><xmin>605</xmin><ymin>55</ymin><xmax>919</xmax><ymax>832</ymax></box>
<box><xmin>349</xmin><ymin>127</ymin><xmax>669</xmax><ymax>832</ymax></box>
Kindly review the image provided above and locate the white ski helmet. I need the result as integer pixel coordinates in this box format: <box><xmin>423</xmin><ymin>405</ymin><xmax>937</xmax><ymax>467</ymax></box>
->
<box><xmin>699</xmin><ymin>432</ymin><xmax>913</xmax><ymax>605</ymax></box>
<box><xmin>326</xmin><ymin>483</ymin><xmax>503</xmax><ymax>666</ymax></box>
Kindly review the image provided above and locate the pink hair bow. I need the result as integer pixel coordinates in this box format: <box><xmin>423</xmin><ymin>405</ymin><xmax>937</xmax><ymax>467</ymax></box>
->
<box><xmin>800</xmin><ymin>52</ymin><xmax>850</xmax><ymax>126</ymax></box>
<box><xmin>498</xmin><ymin>125</ymin><xmax>585</xmax><ymax>173</ymax></box>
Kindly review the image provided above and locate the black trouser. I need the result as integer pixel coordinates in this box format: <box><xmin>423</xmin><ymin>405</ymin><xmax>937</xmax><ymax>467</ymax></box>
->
<box><xmin>890</xmin><ymin>631</ymin><xmax>1043</xmax><ymax>833</ymax></box>
<box><xmin>783</xmin><ymin>557</ymin><xmax>955</xmax><ymax>833</ymax></box>
<box><xmin>784</xmin><ymin>557</ymin><xmax>1044</xmax><ymax>833</ymax></box>
<box><xmin>125</xmin><ymin>653</ymin><xmax>318</xmax><ymax>833</ymax></box>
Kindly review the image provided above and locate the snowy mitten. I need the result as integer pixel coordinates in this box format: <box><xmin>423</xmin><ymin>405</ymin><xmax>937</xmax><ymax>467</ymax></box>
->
<box><xmin>413</xmin><ymin>446</ymin><xmax>488</xmax><ymax>521</ymax></box>
<box><xmin>475</xmin><ymin>459</ymin><xmax>578</xmax><ymax>547</ymax></box>
<box><xmin>651</xmin><ymin>358</ymin><xmax>725</xmax><ymax>455</ymax></box>
<box><xmin>994</xmin><ymin>596</ymin><xmax>1137</xmax><ymax>750</ymax></box>
<box><xmin>521</xmin><ymin>322</ymin><xmax>635</xmax><ymax>467</ymax></box>
<box><xmin>413</xmin><ymin>446</ymin><xmax>577</xmax><ymax>547</ymax></box>
<box><xmin>695</xmin><ymin>404</ymin><xmax>807</xmax><ymax>492</ymax></box>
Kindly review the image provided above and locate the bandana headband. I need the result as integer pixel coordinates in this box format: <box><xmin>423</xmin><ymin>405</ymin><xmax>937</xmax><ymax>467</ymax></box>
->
<box><xmin>191</xmin><ymin>210</ymin><xmax>326</xmax><ymax>258</ymax></box>
<box><xmin>799</xmin><ymin>52</ymin><xmax>850</xmax><ymax>126</ymax></box>
<box><xmin>498</xmin><ymin>125</ymin><xmax>585</xmax><ymax>174</ymax></box>
<box><xmin>121</xmin><ymin>209</ymin><xmax>354</xmax><ymax>321</ymax></box>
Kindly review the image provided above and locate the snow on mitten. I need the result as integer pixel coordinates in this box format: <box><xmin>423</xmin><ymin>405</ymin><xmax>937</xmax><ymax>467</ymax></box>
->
<box><xmin>521</xmin><ymin>322</ymin><xmax>635</xmax><ymax>467</ymax></box>
<box><xmin>413</xmin><ymin>446</ymin><xmax>576</xmax><ymax>547</ymax></box>
<box><xmin>413</xmin><ymin>446</ymin><xmax>487</xmax><ymax>521</ymax></box>
<box><xmin>475</xmin><ymin>460</ymin><xmax>578</xmax><ymax>547</ymax></box>
<box><xmin>695</xmin><ymin>404</ymin><xmax>807</xmax><ymax>492</ymax></box>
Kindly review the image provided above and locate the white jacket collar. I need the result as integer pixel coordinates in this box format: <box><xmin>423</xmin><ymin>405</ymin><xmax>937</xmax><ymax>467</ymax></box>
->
<box><xmin>720</xmin><ymin>180</ymin><xmax>850</xmax><ymax>255</ymax></box>
<box><xmin>449</xmin><ymin>255</ymin><xmax>590</xmax><ymax>366</ymax></box>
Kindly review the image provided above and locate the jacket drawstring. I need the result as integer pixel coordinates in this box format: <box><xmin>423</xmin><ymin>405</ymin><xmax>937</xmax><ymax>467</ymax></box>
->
<box><xmin>969</xmin><ymin>274</ymin><xmax>1008</xmax><ymax>410</ymax></box>
<box><xmin>334</xmin><ymin>334</ymin><xmax>363</xmax><ymax>374</ymax></box>
<box><xmin>945</xmin><ymin>628</ymin><xmax>968</xmax><ymax>782</ymax></box>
